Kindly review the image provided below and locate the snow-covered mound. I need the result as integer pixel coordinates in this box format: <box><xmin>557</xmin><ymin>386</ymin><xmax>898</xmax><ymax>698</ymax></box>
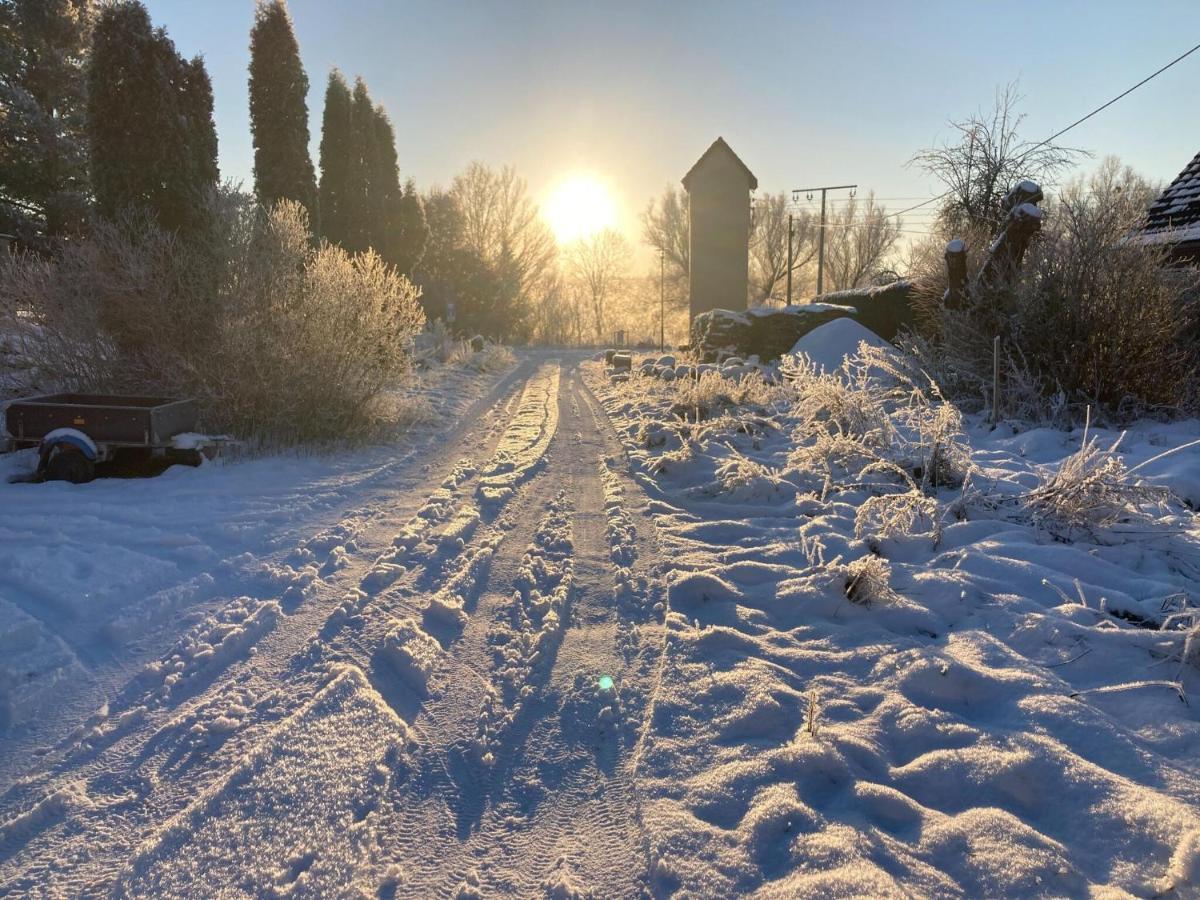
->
<box><xmin>789</xmin><ymin>315</ymin><xmax>894</xmax><ymax>373</ymax></box>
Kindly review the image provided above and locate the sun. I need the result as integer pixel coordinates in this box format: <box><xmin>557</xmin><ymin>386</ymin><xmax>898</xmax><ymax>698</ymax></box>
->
<box><xmin>543</xmin><ymin>173</ymin><xmax>617</xmax><ymax>244</ymax></box>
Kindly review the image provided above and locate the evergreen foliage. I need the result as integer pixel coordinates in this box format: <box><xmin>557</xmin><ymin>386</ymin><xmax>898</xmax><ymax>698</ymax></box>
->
<box><xmin>343</xmin><ymin>77</ymin><xmax>376</xmax><ymax>253</ymax></box>
<box><xmin>318</xmin><ymin>73</ymin><xmax>426</xmax><ymax>273</ymax></box>
<box><xmin>248</xmin><ymin>0</ymin><xmax>317</xmax><ymax>224</ymax></box>
<box><xmin>0</xmin><ymin>0</ymin><xmax>93</xmax><ymax>246</ymax></box>
<box><xmin>394</xmin><ymin>178</ymin><xmax>429</xmax><ymax>276</ymax></box>
<box><xmin>87</xmin><ymin>1</ymin><xmax>219</xmax><ymax>236</ymax></box>
<box><xmin>317</xmin><ymin>69</ymin><xmax>354</xmax><ymax>247</ymax></box>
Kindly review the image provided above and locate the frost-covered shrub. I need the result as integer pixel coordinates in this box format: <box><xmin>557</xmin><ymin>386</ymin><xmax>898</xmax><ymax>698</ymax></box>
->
<box><xmin>0</xmin><ymin>200</ymin><xmax>426</xmax><ymax>444</ymax></box>
<box><xmin>671</xmin><ymin>369</ymin><xmax>786</xmax><ymax>420</ymax></box>
<box><xmin>909</xmin><ymin>161</ymin><xmax>1200</xmax><ymax>423</ymax></box>
<box><xmin>854</xmin><ymin>492</ymin><xmax>941</xmax><ymax>543</ymax></box>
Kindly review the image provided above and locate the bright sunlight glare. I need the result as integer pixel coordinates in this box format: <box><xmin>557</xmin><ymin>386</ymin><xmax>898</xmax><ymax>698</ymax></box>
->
<box><xmin>543</xmin><ymin>173</ymin><xmax>617</xmax><ymax>244</ymax></box>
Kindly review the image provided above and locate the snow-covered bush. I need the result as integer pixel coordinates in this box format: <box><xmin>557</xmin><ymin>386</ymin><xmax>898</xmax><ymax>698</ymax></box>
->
<box><xmin>0</xmin><ymin>199</ymin><xmax>427</xmax><ymax>444</ymax></box>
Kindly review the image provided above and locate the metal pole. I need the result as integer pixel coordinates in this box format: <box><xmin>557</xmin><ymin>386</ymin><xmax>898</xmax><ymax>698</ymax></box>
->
<box><xmin>786</xmin><ymin>213</ymin><xmax>794</xmax><ymax>305</ymax></box>
<box><xmin>791</xmin><ymin>184</ymin><xmax>855</xmax><ymax>298</ymax></box>
<box><xmin>659</xmin><ymin>248</ymin><xmax>665</xmax><ymax>353</ymax></box>
<box><xmin>817</xmin><ymin>189</ymin><xmax>826</xmax><ymax>295</ymax></box>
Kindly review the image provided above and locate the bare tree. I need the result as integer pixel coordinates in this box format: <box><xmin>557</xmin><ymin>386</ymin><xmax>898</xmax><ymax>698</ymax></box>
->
<box><xmin>567</xmin><ymin>228</ymin><xmax>631</xmax><ymax>342</ymax></box>
<box><xmin>822</xmin><ymin>192</ymin><xmax>901</xmax><ymax>291</ymax></box>
<box><xmin>641</xmin><ymin>185</ymin><xmax>689</xmax><ymax>281</ymax></box>
<box><xmin>910</xmin><ymin>82</ymin><xmax>1086</xmax><ymax>233</ymax></box>
<box><xmin>451</xmin><ymin>162</ymin><xmax>556</xmax><ymax>301</ymax></box>
<box><xmin>749</xmin><ymin>192</ymin><xmax>817</xmax><ymax>305</ymax></box>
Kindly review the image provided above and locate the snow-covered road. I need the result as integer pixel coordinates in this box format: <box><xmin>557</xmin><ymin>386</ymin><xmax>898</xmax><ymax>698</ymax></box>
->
<box><xmin>0</xmin><ymin>353</ymin><xmax>669</xmax><ymax>898</ymax></box>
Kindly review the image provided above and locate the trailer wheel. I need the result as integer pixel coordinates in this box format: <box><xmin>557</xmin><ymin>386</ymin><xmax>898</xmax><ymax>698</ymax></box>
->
<box><xmin>44</xmin><ymin>443</ymin><xmax>96</xmax><ymax>484</ymax></box>
<box><xmin>166</xmin><ymin>448</ymin><xmax>204</xmax><ymax>468</ymax></box>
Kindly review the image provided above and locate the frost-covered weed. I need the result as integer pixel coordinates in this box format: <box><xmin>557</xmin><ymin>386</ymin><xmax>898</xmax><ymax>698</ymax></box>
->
<box><xmin>784</xmin><ymin>344</ymin><xmax>973</xmax><ymax>498</ymax></box>
<box><xmin>703</xmin><ymin>453</ymin><xmax>791</xmax><ymax>502</ymax></box>
<box><xmin>804</xmin><ymin>688</ymin><xmax>821</xmax><ymax>739</ymax></box>
<box><xmin>648</xmin><ymin>440</ymin><xmax>695</xmax><ymax>476</ymax></box>
<box><xmin>670</xmin><ymin>370</ymin><xmax>788</xmax><ymax>424</ymax></box>
<box><xmin>854</xmin><ymin>492</ymin><xmax>942</xmax><ymax>543</ymax></box>
<box><xmin>842</xmin><ymin>555</ymin><xmax>897</xmax><ymax>607</ymax></box>
<box><xmin>1025</xmin><ymin>422</ymin><xmax>1172</xmax><ymax>538</ymax></box>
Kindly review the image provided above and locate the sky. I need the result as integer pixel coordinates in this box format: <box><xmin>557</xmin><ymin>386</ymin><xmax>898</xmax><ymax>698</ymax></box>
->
<box><xmin>146</xmin><ymin>0</ymin><xmax>1200</xmax><ymax>267</ymax></box>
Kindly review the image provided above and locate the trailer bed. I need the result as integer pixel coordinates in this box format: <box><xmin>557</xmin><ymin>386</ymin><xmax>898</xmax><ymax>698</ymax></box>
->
<box><xmin>5</xmin><ymin>393</ymin><xmax>199</xmax><ymax>448</ymax></box>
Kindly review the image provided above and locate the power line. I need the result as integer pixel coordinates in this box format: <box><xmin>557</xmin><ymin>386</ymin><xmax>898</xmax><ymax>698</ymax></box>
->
<box><xmin>1024</xmin><ymin>40</ymin><xmax>1200</xmax><ymax>157</ymax></box>
<box><xmin>841</xmin><ymin>40</ymin><xmax>1200</xmax><ymax>225</ymax></box>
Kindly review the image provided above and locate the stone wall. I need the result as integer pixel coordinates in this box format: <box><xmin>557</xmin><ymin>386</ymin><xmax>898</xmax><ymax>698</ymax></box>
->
<box><xmin>807</xmin><ymin>280</ymin><xmax>915</xmax><ymax>341</ymax></box>
<box><xmin>690</xmin><ymin>303</ymin><xmax>857</xmax><ymax>362</ymax></box>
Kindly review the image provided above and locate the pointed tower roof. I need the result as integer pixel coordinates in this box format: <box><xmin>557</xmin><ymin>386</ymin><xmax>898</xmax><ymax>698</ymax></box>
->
<box><xmin>682</xmin><ymin>136</ymin><xmax>757</xmax><ymax>191</ymax></box>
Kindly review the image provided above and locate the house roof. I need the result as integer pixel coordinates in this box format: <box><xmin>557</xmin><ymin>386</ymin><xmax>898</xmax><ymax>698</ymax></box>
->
<box><xmin>682</xmin><ymin>137</ymin><xmax>758</xmax><ymax>191</ymax></box>
<box><xmin>1142</xmin><ymin>148</ymin><xmax>1200</xmax><ymax>245</ymax></box>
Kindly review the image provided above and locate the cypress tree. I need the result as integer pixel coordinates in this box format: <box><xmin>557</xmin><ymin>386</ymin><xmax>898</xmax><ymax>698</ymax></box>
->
<box><xmin>0</xmin><ymin>0</ymin><xmax>93</xmax><ymax>244</ymax></box>
<box><xmin>318</xmin><ymin>69</ymin><xmax>353</xmax><ymax>247</ymax></box>
<box><xmin>248</xmin><ymin>0</ymin><xmax>317</xmax><ymax>224</ymax></box>
<box><xmin>343</xmin><ymin>76</ymin><xmax>376</xmax><ymax>254</ymax></box>
<box><xmin>88</xmin><ymin>1</ymin><xmax>218</xmax><ymax>236</ymax></box>
<box><xmin>395</xmin><ymin>179</ymin><xmax>428</xmax><ymax>276</ymax></box>
<box><xmin>370</xmin><ymin>104</ymin><xmax>402</xmax><ymax>264</ymax></box>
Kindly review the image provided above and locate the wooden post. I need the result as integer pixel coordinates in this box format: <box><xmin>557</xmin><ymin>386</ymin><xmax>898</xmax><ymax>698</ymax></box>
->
<box><xmin>991</xmin><ymin>335</ymin><xmax>1001</xmax><ymax>423</ymax></box>
<box><xmin>944</xmin><ymin>239</ymin><xmax>968</xmax><ymax>308</ymax></box>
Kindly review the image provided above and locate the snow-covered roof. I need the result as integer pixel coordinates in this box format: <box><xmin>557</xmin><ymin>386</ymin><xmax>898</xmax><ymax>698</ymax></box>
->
<box><xmin>1142</xmin><ymin>148</ymin><xmax>1200</xmax><ymax>245</ymax></box>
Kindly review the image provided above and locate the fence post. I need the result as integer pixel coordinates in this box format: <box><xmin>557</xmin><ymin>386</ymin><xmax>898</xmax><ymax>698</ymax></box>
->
<box><xmin>991</xmin><ymin>335</ymin><xmax>1001</xmax><ymax>423</ymax></box>
<box><xmin>944</xmin><ymin>239</ymin><xmax>967</xmax><ymax>308</ymax></box>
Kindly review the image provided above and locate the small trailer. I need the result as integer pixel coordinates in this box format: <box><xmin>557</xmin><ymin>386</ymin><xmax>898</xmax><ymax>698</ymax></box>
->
<box><xmin>3</xmin><ymin>393</ymin><xmax>212</xmax><ymax>483</ymax></box>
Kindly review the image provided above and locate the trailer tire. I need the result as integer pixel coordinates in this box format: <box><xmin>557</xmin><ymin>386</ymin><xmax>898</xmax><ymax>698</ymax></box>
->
<box><xmin>44</xmin><ymin>443</ymin><xmax>95</xmax><ymax>484</ymax></box>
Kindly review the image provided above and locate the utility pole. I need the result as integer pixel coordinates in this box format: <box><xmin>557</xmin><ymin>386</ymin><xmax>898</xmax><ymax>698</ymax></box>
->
<box><xmin>792</xmin><ymin>183</ymin><xmax>856</xmax><ymax>296</ymax></box>
<box><xmin>659</xmin><ymin>247</ymin><xmax>665</xmax><ymax>353</ymax></box>
<box><xmin>786</xmin><ymin>213</ymin><xmax>794</xmax><ymax>305</ymax></box>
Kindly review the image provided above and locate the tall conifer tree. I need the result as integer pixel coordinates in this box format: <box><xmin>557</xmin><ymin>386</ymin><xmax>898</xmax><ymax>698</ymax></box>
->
<box><xmin>317</xmin><ymin>69</ymin><xmax>353</xmax><ymax>247</ymax></box>
<box><xmin>343</xmin><ymin>77</ymin><xmax>376</xmax><ymax>254</ymax></box>
<box><xmin>88</xmin><ymin>1</ymin><xmax>218</xmax><ymax>235</ymax></box>
<box><xmin>370</xmin><ymin>104</ymin><xmax>402</xmax><ymax>264</ymax></box>
<box><xmin>248</xmin><ymin>0</ymin><xmax>317</xmax><ymax>224</ymax></box>
<box><xmin>0</xmin><ymin>0</ymin><xmax>93</xmax><ymax>244</ymax></box>
<box><xmin>395</xmin><ymin>178</ymin><xmax>429</xmax><ymax>276</ymax></box>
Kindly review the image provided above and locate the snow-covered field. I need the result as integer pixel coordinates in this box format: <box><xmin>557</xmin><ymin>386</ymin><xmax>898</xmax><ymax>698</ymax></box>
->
<box><xmin>2</xmin><ymin>336</ymin><xmax>1199</xmax><ymax>897</ymax></box>
<box><xmin>585</xmin><ymin>334</ymin><xmax>1200</xmax><ymax>897</ymax></box>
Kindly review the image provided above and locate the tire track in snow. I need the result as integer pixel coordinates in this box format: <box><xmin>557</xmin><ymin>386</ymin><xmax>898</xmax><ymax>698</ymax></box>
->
<box><xmin>0</xmin><ymin>356</ymin><xmax>670</xmax><ymax>898</ymax></box>
<box><xmin>0</xmin><ymin>359</ymin><xmax>546</xmax><ymax>898</ymax></box>
<box><xmin>370</xmin><ymin>364</ymin><xmax>663</xmax><ymax>898</ymax></box>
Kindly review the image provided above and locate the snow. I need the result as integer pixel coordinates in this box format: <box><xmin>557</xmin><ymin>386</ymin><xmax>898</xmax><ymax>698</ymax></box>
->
<box><xmin>4</xmin><ymin>345</ymin><xmax>1200</xmax><ymax>896</ymax></box>
<box><xmin>584</xmin><ymin>352</ymin><xmax>1200</xmax><ymax>896</ymax></box>
<box><xmin>1014</xmin><ymin>200</ymin><xmax>1045</xmax><ymax>220</ymax></box>
<box><xmin>119</xmin><ymin>665</ymin><xmax>411</xmax><ymax>897</ymax></box>
<box><xmin>788</xmin><ymin>315</ymin><xmax>895</xmax><ymax>373</ymax></box>
<box><xmin>0</xmin><ymin>357</ymin><xmax>517</xmax><ymax>790</ymax></box>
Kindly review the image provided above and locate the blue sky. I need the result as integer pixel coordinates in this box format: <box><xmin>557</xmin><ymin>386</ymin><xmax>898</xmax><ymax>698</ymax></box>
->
<box><xmin>147</xmin><ymin>0</ymin><xmax>1199</xmax><ymax>260</ymax></box>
